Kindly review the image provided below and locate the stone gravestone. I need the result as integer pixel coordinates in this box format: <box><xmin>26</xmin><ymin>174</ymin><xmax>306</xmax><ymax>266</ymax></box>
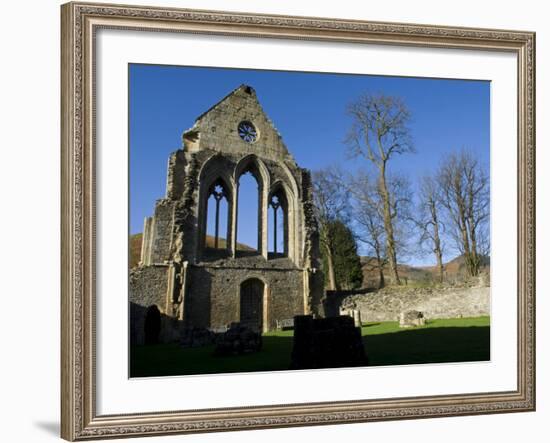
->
<box><xmin>214</xmin><ymin>322</ymin><xmax>262</xmax><ymax>356</ymax></box>
<box><xmin>180</xmin><ymin>327</ymin><xmax>217</xmax><ymax>348</ymax></box>
<box><xmin>399</xmin><ymin>310</ymin><xmax>426</xmax><ymax>328</ymax></box>
<box><xmin>338</xmin><ymin>308</ymin><xmax>363</xmax><ymax>327</ymax></box>
<box><xmin>276</xmin><ymin>318</ymin><xmax>295</xmax><ymax>330</ymax></box>
<box><xmin>290</xmin><ymin>315</ymin><xmax>368</xmax><ymax>370</ymax></box>
<box><xmin>352</xmin><ymin>310</ymin><xmax>362</xmax><ymax>327</ymax></box>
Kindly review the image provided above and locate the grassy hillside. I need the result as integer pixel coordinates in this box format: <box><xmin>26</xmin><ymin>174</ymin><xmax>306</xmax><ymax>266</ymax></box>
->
<box><xmin>129</xmin><ymin>233</ymin><xmax>143</xmax><ymax>268</ymax></box>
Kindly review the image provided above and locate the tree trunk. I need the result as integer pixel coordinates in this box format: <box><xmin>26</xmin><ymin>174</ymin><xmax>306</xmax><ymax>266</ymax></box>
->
<box><xmin>457</xmin><ymin>203</ymin><xmax>475</xmax><ymax>277</ymax></box>
<box><xmin>378</xmin><ymin>165</ymin><xmax>401</xmax><ymax>285</ymax></box>
<box><xmin>325</xmin><ymin>244</ymin><xmax>337</xmax><ymax>291</ymax></box>
<box><xmin>467</xmin><ymin>218</ymin><xmax>480</xmax><ymax>277</ymax></box>
<box><xmin>376</xmin><ymin>256</ymin><xmax>385</xmax><ymax>289</ymax></box>
<box><xmin>465</xmin><ymin>247</ymin><xmax>480</xmax><ymax>277</ymax></box>
<box><xmin>435</xmin><ymin>248</ymin><xmax>444</xmax><ymax>283</ymax></box>
<box><xmin>430</xmin><ymin>200</ymin><xmax>444</xmax><ymax>283</ymax></box>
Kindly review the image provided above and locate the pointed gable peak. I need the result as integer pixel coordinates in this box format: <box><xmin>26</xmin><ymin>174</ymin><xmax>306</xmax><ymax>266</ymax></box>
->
<box><xmin>194</xmin><ymin>84</ymin><xmax>257</xmax><ymax>123</ymax></box>
<box><xmin>183</xmin><ymin>85</ymin><xmax>294</xmax><ymax>163</ymax></box>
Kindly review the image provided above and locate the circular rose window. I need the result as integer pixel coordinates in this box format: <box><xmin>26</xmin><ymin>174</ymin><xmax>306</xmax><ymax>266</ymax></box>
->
<box><xmin>237</xmin><ymin>121</ymin><xmax>258</xmax><ymax>143</ymax></box>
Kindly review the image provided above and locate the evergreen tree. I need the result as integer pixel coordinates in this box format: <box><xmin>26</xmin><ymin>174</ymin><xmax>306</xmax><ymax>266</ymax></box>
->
<box><xmin>321</xmin><ymin>220</ymin><xmax>363</xmax><ymax>290</ymax></box>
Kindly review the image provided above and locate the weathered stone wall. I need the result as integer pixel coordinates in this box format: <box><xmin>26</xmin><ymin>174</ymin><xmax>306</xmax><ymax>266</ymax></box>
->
<box><xmin>149</xmin><ymin>200</ymin><xmax>175</xmax><ymax>264</ymax></box>
<box><xmin>129</xmin><ymin>265</ymin><xmax>181</xmax><ymax>345</ymax></box>
<box><xmin>130</xmin><ymin>302</ymin><xmax>182</xmax><ymax>345</ymax></box>
<box><xmin>265</xmin><ymin>269</ymin><xmax>304</xmax><ymax>329</ymax></box>
<box><xmin>339</xmin><ymin>286</ymin><xmax>490</xmax><ymax>322</ymax></box>
<box><xmin>185</xmin><ymin>257</ymin><xmax>304</xmax><ymax>331</ymax></box>
<box><xmin>140</xmin><ymin>216</ymin><xmax>154</xmax><ymax>266</ymax></box>
<box><xmin>129</xmin><ymin>264</ymin><xmax>170</xmax><ymax>309</ymax></box>
<box><xmin>299</xmin><ymin>168</ymin><xmax>324</xmax><ymax>315</ymax></box>
<box><xmin>165</xmin><ymin>150</ymin><xmax>187</xmax><ymax>200</ymax></box>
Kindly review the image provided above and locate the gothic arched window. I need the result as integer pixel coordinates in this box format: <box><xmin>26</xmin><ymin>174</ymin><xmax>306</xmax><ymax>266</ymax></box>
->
<box><xmin>268</xmin><ymin>187</ymin><xmax>288</xmax><ymax>258</ymax></box>
<box><xmin>205</xmin><ymin>179</ymin><xmax>230</xmax><ymax>250</ymax></box>
<box><xmin>236</xmin><ymin>170</ymin><xmax>260</xmax><ymax>254</ymax></box>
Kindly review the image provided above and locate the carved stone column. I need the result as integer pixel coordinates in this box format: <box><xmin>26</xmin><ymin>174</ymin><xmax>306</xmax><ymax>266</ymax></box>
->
<box><xmin>230</xmin><ymin>183</ymin><xmax>238</xmax><ymax>257</ymax></box>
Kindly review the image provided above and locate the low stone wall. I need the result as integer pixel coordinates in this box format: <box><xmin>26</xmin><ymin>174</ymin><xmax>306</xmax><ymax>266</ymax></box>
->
<box><xmin>340</xmin><ymin>285</ymin><xmax>490</xmax><ymax>323</ymax></box>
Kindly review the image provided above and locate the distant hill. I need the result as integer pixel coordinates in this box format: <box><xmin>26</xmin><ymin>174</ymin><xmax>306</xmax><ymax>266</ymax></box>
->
<box><xmin>424</xmin><ymin>254</ymin><xmax>490</xmax><ymax>275</ymax></box>
<box><xmin>129</xmin><ymin>233</ymin><xmax>143</xmax><ymax>268</ymax></box>
<box><xmin>361</xmin><ymin>254</ymin><xmax>490</xmax><ymax>287</ymax></box>
<box><xmin>129</xmin><ymin>233</ymin><xmax>254</xmax><ymax>268</ymax></box>
<box><xmin>360</xmin><ymin>257</ymin><xmax>432</xmax><ymax>287</ymax></box>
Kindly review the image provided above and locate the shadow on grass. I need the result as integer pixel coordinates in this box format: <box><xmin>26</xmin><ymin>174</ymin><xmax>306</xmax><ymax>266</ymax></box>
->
<box><xmin>365</xmin><ymin>326</ymin><xmax>490</xmax><ymax>366</ymax></box>
<box><xmin>130</xmin><ymin>326</ymin><xmax>490</xmax><ymax>378</ymax></box>
<box><xmin>130</xmin><ymin>335</ymin><xmax>294</xmax><ymax>378</ymax></box>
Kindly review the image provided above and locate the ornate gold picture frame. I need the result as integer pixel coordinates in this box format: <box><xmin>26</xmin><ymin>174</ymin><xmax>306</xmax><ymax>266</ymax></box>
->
<box><xmin>61</xmin><ymin>2</ymin><xmax>535</xmax><ymax>440</ymax></box>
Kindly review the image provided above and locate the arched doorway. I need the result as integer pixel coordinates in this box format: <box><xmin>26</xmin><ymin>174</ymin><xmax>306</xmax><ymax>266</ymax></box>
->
<box><xmin>144</xmin><ymin>305</ymin><xmax>161</xmax><ymax>344</ymax></box>
<box><xmin>240</xmin><ymin>279</ymin><xmax>264</xmax><ymax>332</ymax></box>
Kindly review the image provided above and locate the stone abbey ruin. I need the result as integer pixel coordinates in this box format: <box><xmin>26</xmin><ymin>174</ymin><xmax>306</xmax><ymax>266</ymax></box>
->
<box><xmin>130</xmin><ymin>85</ymin><xmax>324</xmax><ymax>345</ymax></box>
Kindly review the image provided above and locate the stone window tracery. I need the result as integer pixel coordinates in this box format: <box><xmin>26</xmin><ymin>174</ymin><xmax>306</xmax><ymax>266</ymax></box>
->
<box><xmin>238</xmin><ymin>121</ymin><xmax>258</xmax><ymax>143</ymax></box>
<box><xmin>268</xmin><ymin>188</ymin><xmax>288</xmax><ymax>258</ymax></box>
<box><xmin>206</xmin><ymin>179</ymin><xmax>230</xmax><ymax>250</ymax></box>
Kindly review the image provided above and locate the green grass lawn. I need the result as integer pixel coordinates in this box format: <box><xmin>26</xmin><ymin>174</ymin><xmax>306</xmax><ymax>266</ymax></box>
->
<box><xmin>130</xmin><ymin>316</ymin><xmax>490</xmax><ymax>377</ymax></box>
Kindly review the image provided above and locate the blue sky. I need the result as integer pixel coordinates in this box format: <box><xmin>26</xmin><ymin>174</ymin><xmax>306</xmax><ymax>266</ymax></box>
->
<box><xmin>129</xmin><ymin>64</ymin><xmax>490</xmax><ymax>264</ymax></box>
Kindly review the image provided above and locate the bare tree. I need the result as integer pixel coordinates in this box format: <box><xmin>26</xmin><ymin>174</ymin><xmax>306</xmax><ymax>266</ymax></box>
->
<box><xmin>436</xmin><ymin>150</ymin><xmax>489</xmax><ymax>277</ymax></box>
<box><xmin>312</xmin><ymin>167</ymin><xmax>349</xmax><ymax>290</ymax></box>
<box><xmin>346</xmin><ymin>93</ymin><xmax>415</xmax><ymax>285</ymax></box>
<box><xmin>348</xmin><ymin>171</ymin><xmax>386</xmax><ymax>288</ymax></box>
<box><xmin>348</xmin><ymin>170</ymin><xmax>413</xmax><ymax>288</ymax></box>
<box><xmin>386</xmin><ymin>173</ymin><xmax>415</xmax><ymax>258</ymax></box>
<box><xmin>414</xmin><ymin>175</ymin><xmax>445</xmax><ymax>283</ymax></box>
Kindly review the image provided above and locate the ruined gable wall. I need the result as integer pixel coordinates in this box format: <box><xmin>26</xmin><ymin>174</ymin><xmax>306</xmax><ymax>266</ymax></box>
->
<box><xmin>132</xmin><ymin>85</ymin><xmax>326</xmax><ymax>341</ymax></box>
<box><xmin>191</xmin><ymin>87</ymin><xmax>293</xmax><ymax>163</ymax></box>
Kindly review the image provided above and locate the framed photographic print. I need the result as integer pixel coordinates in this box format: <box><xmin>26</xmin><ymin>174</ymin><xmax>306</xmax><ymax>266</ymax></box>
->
<box><xmin>61</xmin><ymin>1</ymin><xmax>536</xmax><ymax>440</ymax></box>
